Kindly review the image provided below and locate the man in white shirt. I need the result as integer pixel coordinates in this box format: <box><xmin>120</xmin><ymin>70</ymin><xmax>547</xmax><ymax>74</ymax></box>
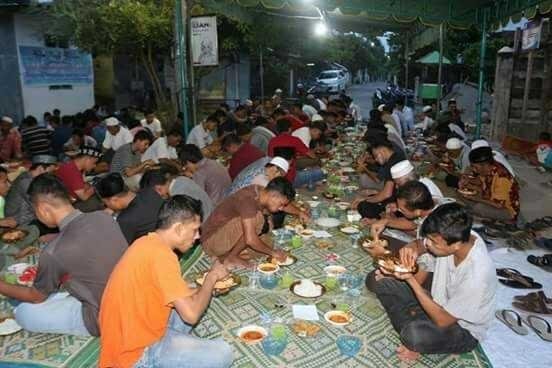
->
<box><xmin>370</xmin><ymin>203</ymin><xmax>496</xmax><ymax>362</ymax></box>
<box><xmin>302</xmin><ymin>103</ymin><xmax>318</xmax><ymax>119</ymax></box>
<box><xmin>291</xmin><ymin>121</ymin><xmax>326</xmax><ymax>148</ymax></box>
<box><xmin>142</xmin><ymin>129</ymin><xmax>182</xmax><ymax>164</ymax></box>
<box><xmin>380</xmin><ymin>104</ymin><xmax>402</xmax><ymax>137</ymax></box>
<box><xmin>186</xmin><ymin>115</ymin><xmax>217</xmax><ymax>150</ymax></box>
<box><xmin>396</xmin><ymin>100</ymin><xmax>414</xmax><ymax>135</ymax></box>
<box><xmin>471</xmin><ymin>139</ymin><xmax>515</xmax><ymax>177</ymax></box>
<box><xmin>102</xmin><ymin>117</ymin><xmax>134</xmax><ymax>152</ymax></box>
<box><xmin>415</xmin><ymin>106</ymin><xmax>434</xmax><ymax>131</ymax></box>
<box><xmin>140</xmin><ymin>110</ymin><xmax>163</xmax><ymax>138</ymax></box>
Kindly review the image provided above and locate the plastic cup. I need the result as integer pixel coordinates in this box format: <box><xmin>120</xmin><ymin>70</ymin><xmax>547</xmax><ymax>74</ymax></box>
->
<box><xmin>291</xmin><ymin>235</ymin><xmax>302</xmax><ymax>249</ymax></box>
<box><xmin>336</xmin><ymin>335</ymin><xmax>362</xmax><ymax>357</ymax></box>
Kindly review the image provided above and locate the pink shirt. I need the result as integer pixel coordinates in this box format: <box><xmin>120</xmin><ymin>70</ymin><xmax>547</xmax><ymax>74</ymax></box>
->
<box><xmin>0</xmin><ymin>129</ymin><xmax>22</xmax><ymax>161</ymax></box>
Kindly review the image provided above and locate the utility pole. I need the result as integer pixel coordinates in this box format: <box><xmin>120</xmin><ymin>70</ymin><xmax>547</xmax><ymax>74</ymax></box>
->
<box><xmin>476</xmin><ymin>9</ymin><xmax>488</xmax><ymax>139</ymax></box>
<box><xmin>175</xmin><ymin>0</ymin><xmax>191</xmax><ymax>135</ymax></box>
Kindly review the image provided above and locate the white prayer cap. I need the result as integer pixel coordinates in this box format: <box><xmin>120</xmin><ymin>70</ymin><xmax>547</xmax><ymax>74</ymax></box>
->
<box><xmin>244</xmin><ymin>99</ymin><xmax>253</xmax><ymax>106</ymax></box>
<box><xmin>275</xmin><ymin>88</ymin><xmax>283</xmax><ymax>94</ymax></box>
<box><xmin>311</xmin><ymin>114</ymin><xmax>324</xmax><ymax>122</ymax></box>
<box><xmin>104</xmin><ymin>117</ymin><xmax>120</xmax><ymax>127</ymax></box>
<box><xmin>390</xmin><ymin>160</ymin><xmax>415</xmax><ymax>179</ymax></box>
<box><xmin>446</xmin><ymin>137</ymin><xmax>463</xmax><ymax>150</ymax></box>
<box><xmin>378</xmin><ymin>104</ymin><xmax>386</xmax><ymax>112</ymax></box>
<box><xmin>269</xmin><ymin>157</ymin><xmax>289</xmax><ymax>173</ymax></box>
<box><xmin>471</xmin><ymin>139</ymin><xmax>490</xmax><ymax>150</ymax></box>
<box><xmin>1</xmin><ymin>116</ymin><xmax>14</xmax><ymax>124</ymax></box>
<box><xmin>422</xmin><ymin>106</ymin><xmax>432</xmax><ymax>113</ymax></box>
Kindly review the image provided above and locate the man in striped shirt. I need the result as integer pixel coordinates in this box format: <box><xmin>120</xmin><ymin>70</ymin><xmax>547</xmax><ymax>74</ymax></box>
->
<box><xmin>20</xmin><ymin>115</ymin><xmax>52</xmax><ymax>156</ymax></box>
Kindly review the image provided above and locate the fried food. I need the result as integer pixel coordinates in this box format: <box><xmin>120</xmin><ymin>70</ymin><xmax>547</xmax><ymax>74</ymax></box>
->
<box><xmin>292</xmin><ymin>321</ymin><xmax>320</xmax><ymax>337</ymax></box>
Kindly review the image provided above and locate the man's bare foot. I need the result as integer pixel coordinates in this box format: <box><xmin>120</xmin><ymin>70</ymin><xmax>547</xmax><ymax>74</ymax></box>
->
<box><xmin>223</xmin><ymin>255</ymin><xmax>253</xmax><ymax>270</ymax></box>
<box><xmin>396</xmin><ymin>345</ymin><xmax>420</xmax><ymax>361</ymax></box>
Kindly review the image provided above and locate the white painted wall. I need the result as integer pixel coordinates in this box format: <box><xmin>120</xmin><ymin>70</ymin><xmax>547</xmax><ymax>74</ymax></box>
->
<box><xmin>13</xmin><ymin>14</ymin><xmax>94</xmax><ymax>119</ymax></box>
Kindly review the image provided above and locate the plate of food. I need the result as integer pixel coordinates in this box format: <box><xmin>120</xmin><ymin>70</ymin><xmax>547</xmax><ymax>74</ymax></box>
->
<box><xmin>324</xmin><ymin>310</ymin><xmax>352</xmax><ymax>326</ymax></box>
<box><xmin>299</xmin><ymin>229</ymin><xmax>315</xmax><ymax>238</ymax></box>
<box><xmin>340</xmin><ymin>226</ymin><xmax>360</xmax><ymax>235</ymax></box>
<box><xmin>292</xmin><ymin>320</ymin><xmax>321</xmax><ymax>337</ymax></box>
<box><xmin>360</xmin><ymin>236</ymin><xmax>389</xmax><ymax>249</ymax></box>
<box><xmin>270</xmin><ymin>254</ymin><xmax>297</xmax><ymax>266</ymax></box>
<box><xmin>1</xmin><ymin>229</ymin><xmax>29</xmax><ymax>244</ymax></box>
<box><xmin>257</xmin><ymin>262</ymin><xmax>280</xmax><ymax>275</ymax></box>
<box><xmin>457</xmin><ymin>188</ymin><xmax>478</xmax><ymax>196</ymax></box>
<box><xmin>341</xmin><ymin>167</ymin><xmax>355</xmax><ymax>174</ymax></box>
<box><xmin>290</xmin><ymin>279</ymin><xmax>326</xmax><ymax>298</ymax></box>
<box><xmin>315</xmin><ymin>240</ymin><xmax>334</xmax><ymax>249</ymax></box>
<box><xmin>376</xmin><ymin>254</ymin><xmax>417</xmax><ymax>274</ymax></box>
<box><xmin>316</xmin><ymin>218</ymin><xmax>341</xmax><ymax>228</ymax></box>
<box><xmin>17</xmin><ymin>265</ymin><xmax>37</xmax><ymax>287</ymax></box>
<box><xmin>237</xmin><ymin>325</ymin><xmax>267</xmax><ymax>344</ymax></box>
<box><xmin>195</xmin><ymin>272</ymin><xmax>241</xmax><ymax>295</ymax></box>
<box><xmin>0</xmin><ymin>317</ymin><xmax>22</xmax><ymax>336</ymax></box>
<box><xmin>323</xmin><ymin>265</ymin><xmax>347</xmax><ymax>277</ymax></box>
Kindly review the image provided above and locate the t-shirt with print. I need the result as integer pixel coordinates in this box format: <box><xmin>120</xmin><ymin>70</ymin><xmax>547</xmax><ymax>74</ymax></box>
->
<box><xmin>33</xmin><ymin>210</ymin><xmax>127</xmax><ymax>336</ymax></box>
<box><xmin>99</xmin><ymin>232</ymin><xmax>194</xmax><ymax>368</ymax></box>
<box><xmin>425</xmin><ymin>232</ymin><xmax>497</xmax><ymax>341</ymax></box>
<box><xmin>201</xmin><ymin>185</ymin><xmax>262</xmax><ymax>242</ymax></box>
<box><xmin>56</xmin><ymin>160</ymin><xmax>85</xmax><ymax>199</ymax></box>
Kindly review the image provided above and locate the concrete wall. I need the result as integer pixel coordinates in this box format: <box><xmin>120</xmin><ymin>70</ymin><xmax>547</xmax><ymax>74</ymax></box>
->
<box><xmin>13</xmin><ymin>14</ymin><xmax>95</xmax><ymax>120</ymax></box>
<box><xmin>0</xmin><ymin>13</ymin><xmax>24</xmax><ymax>123</ymax></box>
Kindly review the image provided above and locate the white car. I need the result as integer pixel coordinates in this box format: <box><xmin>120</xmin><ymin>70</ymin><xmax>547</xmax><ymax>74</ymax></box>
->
<box><xmin>316</xmin><ymin>70</ymin><xmax>346</xmax><ymax>93</ymax></box>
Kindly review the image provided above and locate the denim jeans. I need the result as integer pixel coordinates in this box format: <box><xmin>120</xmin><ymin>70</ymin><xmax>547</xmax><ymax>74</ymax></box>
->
<box><xmin>294</xmin><ymin>167</ymin><xmax>325</xmax><ymax>188</ymax></box>
<box><xmin>14</xmin><ymin>292</ymin><xmax>91</xmax><ymax>336</ymax></box>
<box><xmin>373</xmin><ymin>277</ymin><xmax>478</xmax><ymax>354</ymax></box>
<box><xmin>134</xmin><ymin>311</ymin><xmax>233</xmax><ymax>368</ymax></box>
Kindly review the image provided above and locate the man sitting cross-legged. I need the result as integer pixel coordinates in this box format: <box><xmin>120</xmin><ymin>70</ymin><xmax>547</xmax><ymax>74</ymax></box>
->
<box><xmin>99</xmin><ymin>195</ymin><xmax>232</xmax><ymax>368</ymax></box>
<box><xmin>369</xmin><ymin>203</ymin><xmax>496</xmax><ymax>361</ymax></box>
<box><xmin>0</xmin><ymin>174</ymin><xmax>127</xmax><ymax>336</ymax></box>
<box><xmin>201</xmin><ymin>177</ymin><xmax>292</xmax><ymax>268</ymax></box>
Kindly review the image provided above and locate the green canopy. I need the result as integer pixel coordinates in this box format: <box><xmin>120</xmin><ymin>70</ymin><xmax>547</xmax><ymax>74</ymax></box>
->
<box><xmin>417</xmin><ymin>51</ymin><xmax>451</xmax><ymax>65</ymax></box>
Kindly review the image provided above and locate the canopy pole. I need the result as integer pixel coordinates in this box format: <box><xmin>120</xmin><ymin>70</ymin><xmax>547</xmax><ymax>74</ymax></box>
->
<box><xmin>175</xmin><ymin>0</ymin><xmax>191</xmax><ymax>135</ymax></box>
<box><xmin>476</xmin><ymin>10</ymin><xmax>488</xmax><ymax>139</ymax></box>
<box><xmin>260</xmin><ymin>48</ymin><xmax>264</xmax><ymax>101</ymax></box>
<box><xmin>437</xmin><ymin>23</ymin><xmax>444</xmax><ymax>109</ymax></box>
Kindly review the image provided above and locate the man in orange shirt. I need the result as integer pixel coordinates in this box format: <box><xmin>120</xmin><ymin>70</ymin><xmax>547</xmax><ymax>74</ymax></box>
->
<box><xmin>99</xmin><ymin>195</ymin><xmax>233</xmax><ymax>368</ymax></box>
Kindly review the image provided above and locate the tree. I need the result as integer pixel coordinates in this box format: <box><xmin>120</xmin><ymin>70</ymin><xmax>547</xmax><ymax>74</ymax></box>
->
<box><xmin>45</xmin><ymin>0</ymin><xmax>174</xmax><ymax>111</ymax></box>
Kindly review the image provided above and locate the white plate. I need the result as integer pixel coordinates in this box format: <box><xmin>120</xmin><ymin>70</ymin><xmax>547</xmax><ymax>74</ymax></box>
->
<box><xmin>7</xmin><ymin>263</ymin><xmax>30</xmax><ymax>275</ymax></box>
<box><xmin>291</xmin><ymin>281</ymin><xmax>324</xmax><ymax>298</ymax></box>
<box><xmin>237</xmin><ymin>325</ymin><xmax>267</xmax><ymax>344</ymax></box>
<box><xmin>324</xmin><ymin>311</ymin><xmax>351</xmax><ymax>326</ymax></box>
<box><xmin>300</xmin><ymin>229</ymin><xmax>315</xmax><ymax>238</ymax></box>
<box><xmin>340</xmin><ymin>226</ymin><xmax>360</xmax><ymax>234</ymax></box>
<box><xmin>316</xmin><ymin>218</ymin><xmax>341</xmax><ymax>228</ymax></box>
<box><xmin>336</xmin><ymin>202</ymin><xmax>350</xmax><ymax>210</ymax></box>
<box><xmin>341</xmin><ymin>167</ymin><xmax>355</xmax><ymax>173</ymax></box>
<box><xmin>0</xmin><ymin>318</ymin><xmax>22</xmax><ymax>336</ymax></box>
<box><xmin>323</xmin><ymin>265</ymin><xmax>347</xmax><ymax>277</ymax></box>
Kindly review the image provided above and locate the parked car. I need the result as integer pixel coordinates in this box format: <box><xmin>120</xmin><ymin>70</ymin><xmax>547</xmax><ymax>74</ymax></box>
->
<box><xmin>316</xmin><ymin>69</ymin><xmax>346</xmax><ymax>93</ymax></box>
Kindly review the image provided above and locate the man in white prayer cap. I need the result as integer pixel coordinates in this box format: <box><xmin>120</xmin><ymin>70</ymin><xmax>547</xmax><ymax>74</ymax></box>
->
<box><xmin>471</xmin><ymin>139</ymin><xmax>515</xmax><ymax>177</ymax></box>
<box><xmin>415</xmin><ymin>106</ymin><xmax>434</xmax><ymax>131</ymax></box>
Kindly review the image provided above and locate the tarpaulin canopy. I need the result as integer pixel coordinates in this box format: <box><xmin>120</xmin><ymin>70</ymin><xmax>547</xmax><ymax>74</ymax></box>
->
<box><xmin>215</xmin><ymin>0</ymin><xmax>552</xmax><ymax>29</ymax></box>
<box><xmin>417</xmin><ymin>51</ymin><xmax>452</xmax><ymax>65</ymax></box>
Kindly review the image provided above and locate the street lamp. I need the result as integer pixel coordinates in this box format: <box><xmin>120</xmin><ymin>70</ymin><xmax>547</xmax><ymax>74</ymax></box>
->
<box><xmin>314</xmin><ymin>21</ymin><xmax>328</xmax><ymax>36</ymax></box>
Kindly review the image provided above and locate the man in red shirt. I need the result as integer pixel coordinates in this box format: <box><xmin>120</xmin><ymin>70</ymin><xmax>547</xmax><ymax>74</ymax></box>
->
<box><xmin>290</xmin><ymin>102</ymin><xmax>311</xmax><ymax>123</ymax></box>
<box><xmin>56</xmin><ymin>146</ymin><xmax>103</xmax><ymax>211</ymax></box>
<box><xmin>0</xmin><ymin>116</ymin><xmax>23</xmax><ymax>162</ymax></box>
<box><xmin>268</xmin><ymin>119</ymin><xmax>316</xmax><ymax>183</ymax></box>
<box><xmin>272</xmin><ymin>108</ymin><xmax>304</xmax><ymax>131</ymax></box>
<box><xmin>222</xmin><ymin>133</ymin><xmax>265</xmax><ymax>180</ymax></box>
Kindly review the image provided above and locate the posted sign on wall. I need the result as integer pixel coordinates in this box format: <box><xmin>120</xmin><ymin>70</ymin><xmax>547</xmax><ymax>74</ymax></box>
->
<box><xmin>191</xmin><ymin>16</ymin><xmax>218</xmax><ymax>66</ymax></box>
<box><xmin>521</xmin><ymin>20</ymin><xmax>542</xmax><ymax>51</ymax></box>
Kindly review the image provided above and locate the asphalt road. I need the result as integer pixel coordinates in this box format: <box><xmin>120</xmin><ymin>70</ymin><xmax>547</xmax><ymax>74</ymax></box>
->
<box><xmin>347</xmin><ymin>82</ymin><xmax>387</xmax><ymax>121</ymax></box>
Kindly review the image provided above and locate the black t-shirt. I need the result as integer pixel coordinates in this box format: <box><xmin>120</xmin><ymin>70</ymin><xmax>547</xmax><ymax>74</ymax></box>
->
<box><xmin>117</xmin><ymin>187</ymin><xmax>165</xmax><ymax>244</ymax></box>
<box><xmin>379</xmin><ymin>151</ymin><xmax>407</xmax><ymax>182</ymax></box>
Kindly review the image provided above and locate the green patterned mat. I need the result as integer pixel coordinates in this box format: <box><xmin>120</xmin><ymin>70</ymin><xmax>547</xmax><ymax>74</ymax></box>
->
<box><xmin>0</xmin><ymin>245</ymin><xmax>203</xmax><ymax>368</ymax></box>
<box><xmin>185</xmin><ymin>224</ymin><xmax>493</xmax><ymax>368</ymax></box>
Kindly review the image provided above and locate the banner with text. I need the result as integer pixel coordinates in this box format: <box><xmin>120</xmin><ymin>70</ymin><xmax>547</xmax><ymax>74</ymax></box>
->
<box><xmin>191</xmin><ymin>16</ymin><xmax>219</xmax><ymax>66</ymax></box>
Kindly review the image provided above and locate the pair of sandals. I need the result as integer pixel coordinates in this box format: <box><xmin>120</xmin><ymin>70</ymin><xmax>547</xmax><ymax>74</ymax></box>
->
<box><xmin>496</xmin><ymin>309</ymin><xmax>552</xmax><ymax>342</ymax></box>
<box><xmin>513</xmin><ymin>291</ymin><xmax>552</xmax><ymax>315</ymax></box>
<box><xmin>527</xmin><ymin>254</ymin><xmax>552</xmax><ymax>272</ymax></box>
<box><xmin>524</xmin><ymin>216</ymin><xmax>552</xmax><ymax>232</ymax></box>
<box><xmin>497</xmin><ymin>268</ymin><xmax>542</xmax><ymax>289</ymax></box>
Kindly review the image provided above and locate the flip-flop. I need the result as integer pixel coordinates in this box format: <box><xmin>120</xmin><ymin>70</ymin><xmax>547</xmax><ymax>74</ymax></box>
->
<box><xmin>495</xmin><ymin>309</ymin><xmax>529</xmax><ymax>335</ymax></box>
<box><xmin>527</xmin><ymin>255</ymin><xmax>552</xmax><ymax>270</ymax></box>
<box><xmin>496</xmin><ymin>268</ymin><xmax>535</xmax><ymax>286</ymax></box>
<box><xmin>514</xmin><ymin>291</ymin><xmax>552</xmax><ymax>304</ymax></box>
<box><xmin>523</xmin><ymin>315</ymin><xmax>552</xmax><ymax>342</ymax></box>
<box><xmin>513</xmin><ymin>296</ymin><xmax>552</xmax><ymax>315</ymax></box>
<box><xmin>499</xmin><ymin>278</ymin><xmax>542</xmax><ymax>289</ymax></box>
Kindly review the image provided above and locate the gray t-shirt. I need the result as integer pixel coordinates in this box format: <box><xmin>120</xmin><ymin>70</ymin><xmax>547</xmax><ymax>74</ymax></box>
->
<box><xmin>110</xmin><ymin>143</ymin><xmax>141</xmax><ymax>175</ymax></box>
<box><xmin>4</xmin><ymin>171</ymin><xmax>35</xmax><ymax>225</ymax></box>
<box><xmin>425</xmin><ymin>232</ymin><xmax>497</xmax><ymax>341</ymax></box>
<box><xmin>33</xmin><ymin>210</ymin><xmax>127</xmax><ymax>336</ymax></box>
<box><xmin>169</xmin><ymin>176</ymin><xmax>214</xmax><ymax>222</ymax></box>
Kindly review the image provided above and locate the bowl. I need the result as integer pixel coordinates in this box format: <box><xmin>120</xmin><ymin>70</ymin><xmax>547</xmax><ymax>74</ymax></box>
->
<box><xmin>336</xmin><ymin>335</ymin><xmax>362</xmax><ymax>357</ymax></box>
<box><xmin>237</xmin><ymin>325</ymin><xmax>267</xmax><ymax>344</ymax></box>
<box><xmin>324</xmin><ymin>310</ymin><xmax>351</xmax><ymax>326</ymax></box>
<box><xmin>257</xmin><ymin>263</ymin><xmax>280</xmax><ymax>275</ymax></box>
<box><xmin>261</xmin><ymin>334</ymin><xmax>288</xmax><ymax>355</ymax></box>
<box><xmin>259</xmin><ymin>274</ymin><xmax>280</xmax><ymax>289</ymax></box>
